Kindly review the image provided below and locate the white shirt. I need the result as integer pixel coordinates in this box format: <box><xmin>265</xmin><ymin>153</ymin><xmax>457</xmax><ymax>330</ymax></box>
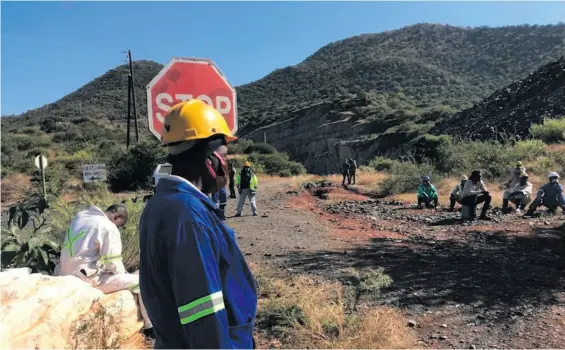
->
<box><xmin>461</xmin><ymin>180</ymin><xmax>488</xmax><ymax>199</ymax></box>
<box><xmin>55</xmin><ymin>206</ymin><xmax>126</xmax><ymax>280</ymax></box>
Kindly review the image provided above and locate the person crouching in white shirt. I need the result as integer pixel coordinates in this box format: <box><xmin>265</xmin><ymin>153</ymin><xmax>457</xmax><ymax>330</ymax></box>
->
<box><xmin>54</xmin><ymin>204</ymin><xmax>155</xmax><ymax>340</ymax></box>
<box><xmin>460</xmin><ymin>170</ymin><xmax>492</xmax><ymax>221</ymax></box>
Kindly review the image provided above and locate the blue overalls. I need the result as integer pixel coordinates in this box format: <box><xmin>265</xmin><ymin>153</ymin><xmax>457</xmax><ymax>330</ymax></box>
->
<box><xmin>139</xmin><ymin>175</ymin><xmax>257</xmax><ymax>349</ymax></box>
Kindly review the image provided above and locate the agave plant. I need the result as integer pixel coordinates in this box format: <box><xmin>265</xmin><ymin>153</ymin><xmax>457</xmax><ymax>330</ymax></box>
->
<box><xmin>1</xmin><ymin>196</ymin><xmax>61</xmax><ymax>274</ymax></box>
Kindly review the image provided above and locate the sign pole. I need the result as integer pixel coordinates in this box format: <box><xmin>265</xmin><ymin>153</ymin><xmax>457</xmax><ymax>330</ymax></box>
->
<box><xmin>39</xmin><ymin>156</ymin><xmax>47</xmax><ymax>199</ymax></box>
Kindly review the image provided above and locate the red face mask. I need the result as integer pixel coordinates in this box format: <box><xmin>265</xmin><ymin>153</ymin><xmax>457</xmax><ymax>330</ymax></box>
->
<box><xmin>205</xmin><ymin>151</ymin><xmax>228</xmax><ymax>189</ymax></box>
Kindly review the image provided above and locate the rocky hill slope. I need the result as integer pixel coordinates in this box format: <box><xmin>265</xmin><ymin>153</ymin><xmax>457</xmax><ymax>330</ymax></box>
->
<box><xmin>2</xmin><ymin>23</ymin><xmax>565</xmax><ymax>176</ymax></box>
<box><xmin>430</xmin><ymin>56</ymin><xmax>565</xmax><ymax>140</ymax></box>
<box><xmin>237</xmin><ymin>23</ymin><xmax>565</xmax><ymax>127</ymax></box>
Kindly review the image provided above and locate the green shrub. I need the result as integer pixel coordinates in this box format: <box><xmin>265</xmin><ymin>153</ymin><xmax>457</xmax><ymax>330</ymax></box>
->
<box><xmin>227</xmin><ymin>139</ymin><xmax>254</xmax><ymax>154</ymax></box>
<box><xmin>368</xmin><ymin>157</ymin><xmax>402</xmax><ymax>171</ymax></box>
<box><xmin>513</xmin><ymin>139</ymin><xmax>547</xmax><ymax>160</ymax></box>
<box><xmin>378</xmin><ymin>162</ymin><xmax>439</xmax><ymax>196</ymax></box>
<box><xmin>530</xmin><ymin>117</ymin><xmax>565</xmax><ymax>144</ymax></box>
<box><xmin>107</xmin><ymin>142</ymin><xmax>167</xmax><ymax>192</ymax></box>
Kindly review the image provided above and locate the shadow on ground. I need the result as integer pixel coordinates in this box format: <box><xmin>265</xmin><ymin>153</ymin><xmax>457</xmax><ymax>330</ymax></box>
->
<box><xmin>284</xmin><ymin>224</ymin><xmax>565</xmax><ymax>311</ymax></box>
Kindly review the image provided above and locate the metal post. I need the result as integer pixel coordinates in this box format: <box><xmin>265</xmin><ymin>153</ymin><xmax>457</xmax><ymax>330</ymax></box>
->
<box><xmin>39</xmin><ymin>157</ymin><xmax>46</xmax><ymax>199</ymax></box>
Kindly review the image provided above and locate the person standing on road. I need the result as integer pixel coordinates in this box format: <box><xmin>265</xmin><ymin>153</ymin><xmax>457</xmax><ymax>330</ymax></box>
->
<box><xmin>55</xmin><ymin>204</ymin><xmax>155</xmax><ymax>340</ymax></box>
<box><xmin>139</xmin><ymin>100</ymin><xmax>258</xmax><ymax>349</ymax></box>
<box><xmin>524</xmin><ymin>171</ymin><xmax>565</xmax><ymax>217</ymax></box>
<box><xmin>348</xmin><ymin>158</ymin><xmax>357</xmax><ymax>185</ymax></box>
<box><xmin>502</xmin><ymin>172</ymin><xmax>532</xmax><ymax>214</ymax></box>
<box><xmin>228</xmin><ymin>163</ymin><xmax>237</xmax><ymax>199</ymax></box>
<box><xmin>460</xmin><ymin>170</ymin><xmax>492</xmax><ymax>221</ymax></box>
<box><xmin>341</xmin><ymin>159</ymin><xmax>350</xmax><ymax>186</ymax></box>
<box><xmin>235</xmin><ymin>161</ymin><xmax>259</xmax><ymax>217</ymax></box>
<box><xmin>417</xmin><ymin>176</ymin><xmax>439</xmax><ymax>209</ymax></box>
<box><xmin>210</xmin><ymin>186</ymin><xmax>228</xmax><ymax>220</ymax></box>
<box><xmin>449</xmin><ymin>175</ymin><xmax>468</xmax><ymax>212</ymax></box>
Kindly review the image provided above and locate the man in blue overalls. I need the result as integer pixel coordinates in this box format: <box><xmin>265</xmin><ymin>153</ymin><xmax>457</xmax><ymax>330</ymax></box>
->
<box><xmin>139</xmin><ymin>100</ymin><xmax>257</xmax><ymax>349</ymax></box>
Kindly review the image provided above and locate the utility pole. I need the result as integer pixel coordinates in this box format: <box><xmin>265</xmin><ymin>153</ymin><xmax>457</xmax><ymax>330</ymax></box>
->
<box><xmin>126</xmin><ymin>49</ymin><xmax>139</xmax><ymax>148</ymax></box>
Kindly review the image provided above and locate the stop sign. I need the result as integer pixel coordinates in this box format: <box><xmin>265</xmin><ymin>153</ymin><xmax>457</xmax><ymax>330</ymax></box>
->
<box><xmin>146</xmin><ymin>57</ymin><xmax>238</xmax><ymax>140</ymax></box>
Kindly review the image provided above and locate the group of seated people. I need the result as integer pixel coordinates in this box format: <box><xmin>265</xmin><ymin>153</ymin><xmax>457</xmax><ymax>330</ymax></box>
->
<box><xmin>416</xmin><ymin>161</ymin><xmax>565</xmax><ymax>220</ymax></box>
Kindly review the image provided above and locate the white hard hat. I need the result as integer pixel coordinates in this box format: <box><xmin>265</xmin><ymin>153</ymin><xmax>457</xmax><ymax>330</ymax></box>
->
<box><xmin>548</xmin><ymin>171</ymin><xmax>560</xmax><ymax>179</ymax></box>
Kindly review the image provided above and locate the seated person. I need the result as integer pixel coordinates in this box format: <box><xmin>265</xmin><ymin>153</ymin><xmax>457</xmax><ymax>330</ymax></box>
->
<box><xmin>502</xmin><ymin>161</ymin><xmax>526</xmax><ymax>189</ymax></box>
<box><xmin>460</xmin><ymin>170</ymin><xmax>492</xmax><ymax>221</ymax></box>
<box><xmin>525</xmin><ymin>172</ymin><xmax>565</xmax><ymax>217</ymax></box>
<box><xmin>417</xmin><ymin>176</ymin><xmax>438</xmax><ymax>209</ymax></box>
<box><xmin>502</xmin><ymin>172</ymin><xmax>532</xmax><ymax>213</ymax></box>
<box><xmin>55</xmin><ymin>204</ymin><xmax>155</xmax><ymax>339</ymax></box>
<box><xmin>449</xmin><ymin>175</ymin><xmax>468</xmax><ymax>212</ymax></box>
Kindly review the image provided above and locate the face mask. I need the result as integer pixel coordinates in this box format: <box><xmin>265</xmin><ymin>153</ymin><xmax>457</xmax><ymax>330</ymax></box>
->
<box><xmin>205</xmin><ymin>151</ymin><xmax>228</xmax><ymax>191</ymax></box>
<box><xmin>551</xmin><ymin>178</ymin><xmax>558</xmax><ymax>183</ymax></box>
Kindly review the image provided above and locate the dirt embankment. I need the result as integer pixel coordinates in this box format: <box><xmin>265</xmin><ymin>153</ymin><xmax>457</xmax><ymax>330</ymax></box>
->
<box><xmin>227</xmin><ymin>176</ymin><xmax>565</xmax><ymax>349</ymax></box>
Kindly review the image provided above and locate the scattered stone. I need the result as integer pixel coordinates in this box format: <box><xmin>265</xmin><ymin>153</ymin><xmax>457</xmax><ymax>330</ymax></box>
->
<box><xmin>439</xmin><ymin>335</ymin><xmax>448</xmax><ymax>341</ymax></box>
<box><xmin>441</xmin><ymin>323</ymin><xmax>448</xmax><ymax>328</ymax></box>
<box><xmin>408</xmin><ymin>320</ymin><xmax>417</xmax><ymax>327</ymax></box>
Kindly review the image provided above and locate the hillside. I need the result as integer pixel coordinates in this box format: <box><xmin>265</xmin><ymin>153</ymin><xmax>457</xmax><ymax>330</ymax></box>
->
<box><xmin>431</xmin><ymin>56</ymin><xmax>565</xmax><ymax>140</ymax></box>
<box><xmin>2</xmin><ymin>22</ymin><xmax>565</xmax><ymax>178</ymax></box>
<box><xmin>237</xmin><ymin>23</ymin><xmax>565</xmax><ymax>127</ymax></box>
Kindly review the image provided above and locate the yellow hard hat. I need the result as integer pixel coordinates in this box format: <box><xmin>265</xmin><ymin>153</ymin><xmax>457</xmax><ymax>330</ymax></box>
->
<box><xmin>161</xmin><ymin>99</ymin><xmax>237</xmax><ymax>146</ymax></box>
<box><xmin>520</xmin><ymin>172</ymin><xmax>529</xmax><ymax>178</ymax></box>
<box><xmin>516</xmin><ymin>161</ymin><xmax>523</xmax><ymax>166</ymax></box>
<box><xmin>243</xmin><ymin>161</ymin><xmax>251</xmax><ymax>167</ymax></box>
<box><xmin>461</xmin><ymin>175</ymin><xmax>468</xmax><ymax>181</ymax></box>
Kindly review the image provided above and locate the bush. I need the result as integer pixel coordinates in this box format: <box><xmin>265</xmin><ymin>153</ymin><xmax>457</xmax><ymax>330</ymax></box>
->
<box><xmin>513</xmin><ymin>139</ymin><xmax>547</xmax><ymax>160</ymax></box>
<box><xmin>107</xmin><ymin>142</ymin><xmax>167</xmax><ymax>192</ymax></box>
<box><xmin>378</xmin><ymin>162</ymin><xmax>439</xmax><ymax>196</ymax></box>
<box><xmin>368</xmin><ymin>157</ymin><xmax>402</xmax><ymax>171</ymax></box>
<box><xmin>530</xmin><ymin>117</ymin><xmax>565</xmax><ymax>144</ymax></box>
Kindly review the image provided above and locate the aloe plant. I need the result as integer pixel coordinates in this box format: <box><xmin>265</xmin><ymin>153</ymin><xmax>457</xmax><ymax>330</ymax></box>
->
<box><xmin>1</xmin><ymin>196</ymin><xmax>61</xmax><ymax>274</ymax></box>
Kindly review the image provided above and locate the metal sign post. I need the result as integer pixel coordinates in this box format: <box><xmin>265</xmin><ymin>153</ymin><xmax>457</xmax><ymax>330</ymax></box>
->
<box><xmin>34</xmin><ymin>155</ymin><xmax>48</xmax><ymax>199</ymax></box>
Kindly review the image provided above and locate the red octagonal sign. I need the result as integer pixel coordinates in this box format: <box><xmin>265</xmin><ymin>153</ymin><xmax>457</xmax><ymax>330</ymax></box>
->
<box><xmin>146</xmin><ymin>57</ymin><xmax>238</xmax><ymax>140</ymax></box>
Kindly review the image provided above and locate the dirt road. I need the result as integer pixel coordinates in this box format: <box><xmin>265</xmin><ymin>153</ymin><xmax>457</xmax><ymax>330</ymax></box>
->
<box><xmin>227</xmin><ymin>176</ymin><xmax>565</xmax><ymax>349</ymax></box>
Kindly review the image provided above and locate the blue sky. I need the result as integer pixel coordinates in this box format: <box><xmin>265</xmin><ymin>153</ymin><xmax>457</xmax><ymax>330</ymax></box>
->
<box><xmin>2</xmin><ymin>1</ymin><xmax>564</xmax><ymax>116</ymax></box>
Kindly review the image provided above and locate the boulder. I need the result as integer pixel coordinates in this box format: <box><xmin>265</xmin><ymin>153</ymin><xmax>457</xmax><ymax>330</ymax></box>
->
<box><xmin>0</xmin><ymin>268</ymin><xmax>143</xmax><ymax>349</ymax></box>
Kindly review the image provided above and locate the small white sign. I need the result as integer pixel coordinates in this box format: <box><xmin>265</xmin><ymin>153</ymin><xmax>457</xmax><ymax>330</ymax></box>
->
<box><xmin>83</xmin><ymin>164</ymin><xmax>107</xmax><ymax>183</ymax></box>
<box><xmin>34</xmin><ymin>155</ymin><xmax>48</xmax><ymax>170</ymax></box>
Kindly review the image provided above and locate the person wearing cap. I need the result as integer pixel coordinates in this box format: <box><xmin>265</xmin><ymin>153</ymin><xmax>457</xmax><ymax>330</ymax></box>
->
<box><xmin>524</xmin><ymin>171</ymin><xmax>565</xmax><ymax>217</ymax></box>
<box><xmin>502</xmin><ymin>172</ymin><xmax>532</xmax><ymax>214</ymax></box>
<box><xmin>417</xmin><ymin>175</ymin><xmax>439</xmax><ymax>209</ymax></box>
<box><xmin>228</xmin><ymin>163</ymin><xmax>237</xmax><ymax>199</ymax></box>
<box><xmin>449</xmin><ymin>175</ymin><xmax>468</xmax><ymax>212</ymax></box>
<box><xmin>139</xmin><ymin>100</ymin><xmax>257</xmax><ymax>349</ymax></box>
<box><xmin>235</xmin><ymin>161</ymin><xmax>259</xmax><ymax>217</ymax></box>
<box><xmin>460</xmin><ymin>170</ymin><xmax>492</xmax><ymax>220</ymax></box>
<box><xmin>348</xmin><ymin>158</ymin><xmax>358</xmax><ymax>185</ymax></box>
<box><xmin>503</xmin><ymin>161</ymin><xmax>526</xmax><ymax>189</ymax></box>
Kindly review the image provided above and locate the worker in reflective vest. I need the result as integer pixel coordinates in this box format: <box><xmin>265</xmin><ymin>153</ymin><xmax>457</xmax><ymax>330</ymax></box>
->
<box><xmin>139</xmin><ymin>100</ymin><xmax>258</xmax><ymax>349</ymax></box>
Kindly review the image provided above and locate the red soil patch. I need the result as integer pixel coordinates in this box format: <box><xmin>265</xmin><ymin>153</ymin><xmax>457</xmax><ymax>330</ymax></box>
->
<box><xmin>286</xmin><ymin>190</ymin><xmax>403</xmax><ymax>242</ymax></box>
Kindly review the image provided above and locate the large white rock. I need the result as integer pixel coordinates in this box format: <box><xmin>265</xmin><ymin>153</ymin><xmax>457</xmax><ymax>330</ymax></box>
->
<box><xmin>0</xmin><ymin>268</ymin><xmax>143</xmax><ymax>349</ymax></box>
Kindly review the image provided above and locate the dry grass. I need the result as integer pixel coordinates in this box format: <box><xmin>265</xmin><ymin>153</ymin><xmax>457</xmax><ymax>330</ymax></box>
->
<box><xmin>1</xmin><ymin>173</ymin><xmax>32</xmax><ymax>208</ymax></box>
<box><xmin>290</xmin><ymin>169</ymin><xmax>388</xmax><ymax>192</ymax></box>
<box><xmin>253</xmin><ymin>265</ymin><xmax>416</xmax><ymax>349</ymax></box>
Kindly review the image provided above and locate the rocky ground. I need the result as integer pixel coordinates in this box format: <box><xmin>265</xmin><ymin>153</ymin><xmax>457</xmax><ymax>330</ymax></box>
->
<box><xmin>228</xmin><ymin>177</ymin><xmax>565</xmax><ymax>349</ymax></box>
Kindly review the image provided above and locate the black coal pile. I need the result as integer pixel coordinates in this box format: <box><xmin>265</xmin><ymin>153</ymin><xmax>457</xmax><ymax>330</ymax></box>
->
<box><xmin>431</xmin><ymin>57</ymin><xmax>565</xmax><ymax>140</ymax></box>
